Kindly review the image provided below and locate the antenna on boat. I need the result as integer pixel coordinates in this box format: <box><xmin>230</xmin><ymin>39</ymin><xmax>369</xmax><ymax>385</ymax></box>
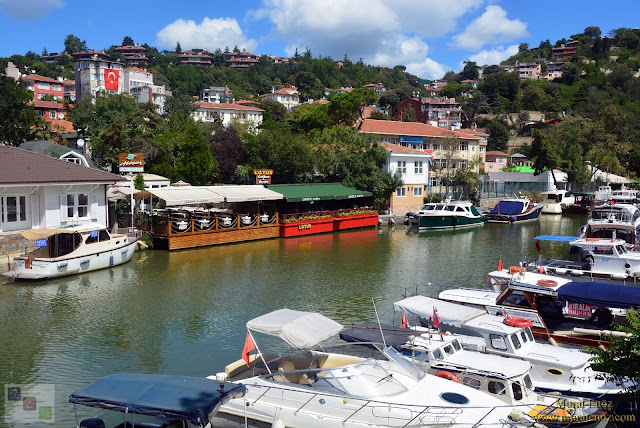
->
<box><xmin>372</xmin><ymin>297</ymin><xmax>387</xmax><ymax>348</ymax></box>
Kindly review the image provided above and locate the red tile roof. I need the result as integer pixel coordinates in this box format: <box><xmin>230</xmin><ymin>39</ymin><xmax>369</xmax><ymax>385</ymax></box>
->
<box><xmin>30</xmin><ymin>100</ymin><xmax>64</xmax><ymax>109</ymax></box>
<box><xmin>196</xmin><ymin>101</ymin><xmax>263</xmax><ymax>112</ymax></box>
<box><xmin>380</xmin><ymin>142</ymin><xmax>427</xmax><ymax>154</ymax></box>
<box><xmin>0</xmin><ymin>146</ymin><xmax>123</xmax><ymax>184</ymax></box>
<box><xmin>47</xmin><ymin>119</ymin><xmax>76</xmax><ymax>133</ymax></box>
<box><xmin>360</xmin><ymin>119</ymin><xmax>480</xmax><ymax>140</ymax></box>
<box><xmin>124</xmin><ymin>67</ymin><xmax>151</xmax><ymax>73</ymax></box>
<box><xmin>22</xmin><ymin>74</ymin><xmax>60</xmax><ymax>84</ymax></box>
<box><xmin>485</xmin><ymin>151</ymin><xmax>509</xmax><ymax>157</ymax></box>
<box><xmin>458</xmin><ymin>128</ymin><xmax>489</xmax><ymax>137</ymax></box>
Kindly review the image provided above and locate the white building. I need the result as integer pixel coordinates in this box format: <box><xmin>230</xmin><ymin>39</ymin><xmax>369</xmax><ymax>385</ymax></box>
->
<box><xmin>0</xmin><ymin>146</ymin><xmax>123</xmax><ymax>238</ymax></box>
<box><xmin>259</xmin><ymin>87</ymin><xmax>299</xmax><ymax>111</ymax></box>
<box><xmin>130</xmin><ymin>85</ymin><xmax>172</xmax><ymax>114</ymax></box>
<box><xmin>123</xmin><ymin>67</ymin><xmax>153</xmax><ymax>92</ymax></box>
<box><xmin>192</xmin><ymin>102</ymin><xmax>263</xmax><ymax>129</ymax></box>
<box><xmin>380</xmin><ymin>142</ymin><xmax>432</xmax><ymax>214</ymax></box>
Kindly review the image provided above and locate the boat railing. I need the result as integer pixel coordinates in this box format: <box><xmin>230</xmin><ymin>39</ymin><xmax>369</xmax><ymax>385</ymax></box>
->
<box><xmin>161</xmin><ymin>213</ymin><xmax>280</xmax><ymax>235</ymax></box>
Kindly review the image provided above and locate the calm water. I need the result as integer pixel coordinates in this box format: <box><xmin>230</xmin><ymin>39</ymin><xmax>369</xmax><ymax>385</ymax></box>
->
<box><xmin>0</xmin><ymin>215</ymin><xmax>586</xmax><ymax>426</ymax></box>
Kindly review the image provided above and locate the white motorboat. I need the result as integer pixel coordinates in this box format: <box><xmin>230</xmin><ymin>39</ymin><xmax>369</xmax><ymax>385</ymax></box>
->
<box><xmin>393</xmin><ymin>296</ymin><xmax>631</xmax><ymax>403</ymax></box>
<box><xmin>609</xmin><ymin>185</ymin><xmax>639</xmax><ymax>205</ymax></box>
<box><xmin>2</xmin><ymin>224</ymin><xmax>138</xmax><ymax>280</ymax></box>
<box><xmin>211</xmin><ymin>309</ymin><xmax>538</xmax><ymax>428</ymax></box>
<box><xmin>411</xmin><ymin>199</ymin><xmax>485</xmax><ymax>230</ymax></box>
<box><xmin>581</xmin><ymin>202</ymin><xmax>640</xmax><ymax>247</ymax></box>
<box><xmin>340</xmin><ymin>323</ymin><xmax>609</xmax><ymax>427</ymax></box>
<box><xmin>540</xmin><ymin>190</ymin><xmax>575</xmax><ymax>215</ymax></box>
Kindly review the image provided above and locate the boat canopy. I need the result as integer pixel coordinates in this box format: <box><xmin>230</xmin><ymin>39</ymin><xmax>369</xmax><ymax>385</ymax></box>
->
<box><xmin>68</xmin><ymin>373</ymin><xmax>245</xmax><ymax>426</ymax></box>
<box><xmin>246</xmin><ymin>309</ymin><xmax>343</xmax><ymax>349</ymax></box>
<box><xmin>489</xmin><ymin>200</ymin><xmax>525</xmax><ymax>215</ymax></box>
<box><xmin>556</xmin><ymin>282</ymin><xmax>640</xmax><ymax>309</ymax></box>
<box><xmin>149</xmin><ymin>185</ymin><xmax>283</xmax><ymax>206</ymax></box>
<box><xmin>534</xmin><ymin>235</ymin><xmax>578</xmax><ymax>242</ymax></box>
<box><xmin>393</xmin><ymin>296</ymin><xmax>485</xmax><ymax>328</ymax></box>
<box><xmin>20</xmin><ymin>223</ymin><xmax>107</xmax><ymax>240</ymax></box>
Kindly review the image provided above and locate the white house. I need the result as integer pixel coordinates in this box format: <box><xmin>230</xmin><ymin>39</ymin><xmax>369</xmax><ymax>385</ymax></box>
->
<box><xmin>259</xmin><ymin>87</ymin><xmax>300</xmax><ymax>111</ymax></box>
<box><xmin>380</xmin><ymin>142</ymin><xmax>432</xmax><ymax>214</ymax></box>
<box><xmin>192</xmin><ymin>102</ymin><xmax>263</xmax><ymax>129</ymax></box>
<box><xmin>0</xmin><ymin>145</ymin><xmax>123</xmax><ymax>240</ymax></box>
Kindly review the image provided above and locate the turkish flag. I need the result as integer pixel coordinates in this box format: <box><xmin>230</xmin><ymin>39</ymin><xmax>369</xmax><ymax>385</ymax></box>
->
<box><xmin>400</xmin><ymin>312</ymin><xmax>408</xmax><ymax>329</ymax></box>
<box><xmin>242</xmin><ymin>332</ymin><xmax>256</xmax><ymax>367</ymax></box>
<box><xmin>104</xmin><ymin>68</ymin><xmax>119</xmax><ymax>91</ymax></box>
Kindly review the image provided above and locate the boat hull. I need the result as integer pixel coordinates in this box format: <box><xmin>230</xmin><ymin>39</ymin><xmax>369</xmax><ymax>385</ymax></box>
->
<box><xmin>415</xmin><ymin>214</ymin><xmax>485</xmax><ymax>230</ymax></box>
<box><xmin>3</xmin><ymin>239</ymin><xmax>138</xmax><ymax>280</ymax></box>
<box><xmin>486</xmin><ymin>205</ymin><xmax>543</xmax><ymax>223</ymax></box>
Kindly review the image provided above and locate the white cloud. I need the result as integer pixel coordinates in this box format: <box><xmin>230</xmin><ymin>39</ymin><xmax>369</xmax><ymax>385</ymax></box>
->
<box><xmin>451</xmin><ymin>5</ymin><xmax>528</xmax><ymax>51</ymax></box>
<box><xmin>0</xmin><ymin>0</ymin><xmax>63</xmax><ymax>21</ymax></box>
<box><xmin>406</xmin><ymin>58</ymin><xmax>447</xmax><ymax>81</ymax></box>
<box><xmin>467</xmin><ymin>44</ymin><xmax>520</xmax><ymax>66</ymax></box>
<box><xmin>155</xmin><ymin>17</ymin><xmax>258</xmax><ymax>52</ymax></box>
<box><xmin>254</xmin><ymin>0</ymin><xmax>477</xmax><ymax>78</ymax></box>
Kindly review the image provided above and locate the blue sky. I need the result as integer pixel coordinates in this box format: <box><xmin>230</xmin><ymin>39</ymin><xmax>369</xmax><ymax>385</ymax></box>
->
<box><xmin>1</xmin><ymin>0</ymin><xmax>639</xmax><ymax>79</ymax></box>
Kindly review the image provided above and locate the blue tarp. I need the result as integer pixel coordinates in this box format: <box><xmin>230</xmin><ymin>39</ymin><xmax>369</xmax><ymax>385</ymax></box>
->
<box><xmin>534</xmin><ymin>235</ymin><xmax>577</xmax><ymax>242</ymax></box>
<box><xmin>69</xmin><ymin>373</ymin><xmax>245</xmax><ymax>426</ymax></box>
<box><xmin>556</xmin><ymin>282</ymin><xmax>640</xmax><ymax>309</ymax></box>
<box><xmin>489</xmin><ymin>200</ymin><xmax>524</xmax><ymax>215</ymax></box>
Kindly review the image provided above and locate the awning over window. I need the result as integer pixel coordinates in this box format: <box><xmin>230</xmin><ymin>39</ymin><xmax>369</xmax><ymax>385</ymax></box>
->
<box><xmin>148</xmin><ymin>185</ymin><xmax>283</xmax><ymax>206</ymax></box>
<box><xmin>266</xmin><ymin>183</ymin><xmax>373</xmax><ymax>202</ymax></box>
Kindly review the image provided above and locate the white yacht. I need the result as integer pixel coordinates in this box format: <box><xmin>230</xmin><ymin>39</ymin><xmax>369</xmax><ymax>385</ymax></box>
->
<box><xmin>211</xmin><ymin>309</ymin><xmax>538</xmax><ymax>428</ymax></box>
<box><xmin>3</xmin><ymin>224</ymin><xmax>138</xmax><ymax>280</ymax></box>
<box><xmin>582</xmin><ymin>202</ymin><xmax>640</xmax><ymax>247</ymax></box>
<box><xmin>541</xmin><ymin>189</ymin><xmax>575</xmax><ymax>215</ymax></box>
<box><xmin>393</xmin><ymin>296</ymin><xmax>630</xmax><ymax>403</ymax></box>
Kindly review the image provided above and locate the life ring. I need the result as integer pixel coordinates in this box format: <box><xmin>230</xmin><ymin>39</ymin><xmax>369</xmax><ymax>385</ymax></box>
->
<box><xmin>537</xmin><ymin>279</ymin><xmax>558</xmax><ymax>287</ymax></box>
<box><xmin>435</xmin><ymin>371</ymin><xmax>460</xmax><ymax>383</ymax></box>
<box><xmin>504</xmin><ymin>317</ymin><xmax>533</xmax><ymax>328</ymax></box>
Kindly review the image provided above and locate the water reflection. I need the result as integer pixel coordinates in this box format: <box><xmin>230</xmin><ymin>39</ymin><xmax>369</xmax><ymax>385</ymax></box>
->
<box><xmin>0</xmin><ymin>216</ymin><xmax>587</xmax><ymax>426</ymax></box>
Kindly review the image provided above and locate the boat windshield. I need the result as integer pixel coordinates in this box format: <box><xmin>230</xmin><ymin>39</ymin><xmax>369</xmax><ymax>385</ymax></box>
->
<box><xmin>313</xmin><ymin>357</ymin><xmax>409</xmax><ymax>397</ymax></box>
<box><xmin>48</xmin><ymin>232</ymin><xmax>82</xmax><ymax>257</ymax></box>
<box><xmin>444</xmin><ymin>205</ymin><xmax>456</xmax><ymax>211</ymax></box>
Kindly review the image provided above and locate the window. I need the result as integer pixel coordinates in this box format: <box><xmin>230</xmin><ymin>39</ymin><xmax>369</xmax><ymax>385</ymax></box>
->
<box><xmin>511</xmin><ymin>333</ymin><xmax>522</xmax><ymax>350</ymax></box>
<box><xmin>525</xmin><ymin>328</ymin><xmax>534</xmax><ymax>342</ymax></box>
<box><xmin>432</xmin><ymin>349</ymin><xmax>443</xmax><ymax>360</ymax></box>
<box><xmin>430</xmin><ymin>177</ymin><xmax>439</xmax><ymax>187</ymax></box>
<box><xmin>498</xmin><ymin>158</ymin><xmax>505</xmax><ymax>164</ymax></box>
<box><xmin>452</xmin><ymin>340</ymin><xmax>461</xmax><ymax>351</ymax></box>
<box><xmin>1</xmin><ymin>196</ymin><xmax>27</xmax><ymax>223</ymax></box>
<box><xmin>66</xmin><ymin>193</ymin><xmax>89</xmax><ymax>219</ymax></box>
<box><xmin>443</xmin><ymin>345</ymin><xmax>454</xmax><ymax>355</ymax></box>
<box><xmin>462</xmin><ymin>377</ymin><xmax>481</xmax><ymax>390</ymax></box>
<box><xmin>37</xmin><ymin>82</ymin><xmax>50</xmax><ymax>90</ymax></box>
<box><xmin>396</xmin><ymin>187</ymin><xmax>407</xmax><ymax>197</ymax></box>
<box><xmin>415</xmin><ymin>161</ymin><xmax>423</xmax><ymax>174</ymax></box>
<box><xmin>413</xmin><ymin>187</ymin><xmax>423</xmax><ymax>197</ymax></box>
<box><xmin>523</xmin><ymin>374</ymin><xmax>533</xmax><ymax>390</ymax></box>
<box><xmin>480</xmin><ymin>146</ymin><xmax>485</xmax><ymax>152</ymax></box>
<box><xmin>49</xmin><ymin>111</ymin><xmax>57</xmax><ymax>119</ymax></box>
<box><xmin>520</xmin><ymin>331</ymin><xmax>528</xmax><ymax>343</ymax></box>
<box><xmin>398</xmin><ymin>161</ymin><xmax>406</xmax><ymax>173</ymax></box>
<box><xmin>52</xmin><ymin>84</ymin><xmax>62</xmax><ymax>91</ymax></box>
<box><xmin>459</xmin><ymin>142</ymin><xmax>468</xmax><ymax>151</ymax></box>
<box><xmin>512</xmin><ymin>383</ymin><xmax>523</xmax><ymax>400</ymax></box>
<box><xmin>490</xmin><ymin>334</ymin><xmax>507</xmax><ymax>351</ymax></box>
<box><xmin>488</xmin><ymin>381</ymin><xmax>506</xmax><ymax>395</ymax></box>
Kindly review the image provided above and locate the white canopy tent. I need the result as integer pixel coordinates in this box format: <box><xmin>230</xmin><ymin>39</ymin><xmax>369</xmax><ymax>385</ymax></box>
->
<box><xmin>148</xmin><ymin>185</ymin><xmax>283</xmax><ymax>206</ymax></box>
<box><xmin>393</xmin><ymin>296</ymin><xmax>485</xmax><ymax>328</ymax></box>
<box><xmin>246</xmin><ymin>309</ymin><xmax>343</xmax><ymax>349</ymax></box>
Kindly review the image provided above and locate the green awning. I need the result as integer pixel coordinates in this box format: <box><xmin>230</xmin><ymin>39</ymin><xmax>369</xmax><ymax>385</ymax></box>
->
<box><xmin>267</xmin><ymin>183</ymin><xmax>373</xmax><ymax>202</ymax></box>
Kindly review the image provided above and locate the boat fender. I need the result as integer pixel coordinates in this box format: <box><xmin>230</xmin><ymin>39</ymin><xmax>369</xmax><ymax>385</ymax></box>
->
<box><xmin>548</xmin><ymin>336</ymin><xmax>558</xmax><ymax>346</ymax></box>
<box><xmin>272</xmin><ymin>419</ymin><xmax>285</xmax><ymax>428</ymax></box>
<box><xmin>504</xmin><ymin>317</ymin><xmax>532</xmax><ymax>328</ymax></box>
<box><xmin>435</xmin><ymin>371</ymin><xmax>459</xmax><ymax>383</ymax></box>
<box><xmin>537</xmin><ymin>279</ymin><xmax>558</xmax><ymax>287</ymax></box>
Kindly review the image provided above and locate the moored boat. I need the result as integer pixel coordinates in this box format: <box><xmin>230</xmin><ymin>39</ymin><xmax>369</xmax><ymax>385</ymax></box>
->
<box><xmin>541</xmin><ymin>190</ymin><xmax>575</xmax><ymax>215</ymax></box>
<box><xmin>562</xmin><ymin>193</ymin><xmax>594</xmax><ymax>215</ymax></box>
<box><xmin>412</xmin><ymin>200</ymin><xmax>485</xmax><ymax>230</ymax></box>
<box><xmin>486</xmin><ymin>198</ymin><xmax>543</xmax><ymax>223</ymax></box>
<box><xmin>581</xmin><ymin>202</ymin><xmax>640</xmax><ymax>247</ymax></box>
<box><xmin>2</xmin><ymin>224</ymin><xmax>138</xmax><ymax>280</ymax></box>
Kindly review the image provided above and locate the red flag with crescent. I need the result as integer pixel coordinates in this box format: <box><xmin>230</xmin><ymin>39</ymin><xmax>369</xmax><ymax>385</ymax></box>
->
<box><xmin>433</xmin><ymin>307</ymin><xmax>440</xmax><ymax>329</ymax></box>
<box><xmin>497</xmin><ymin>257</ymin><xmax>503</xmax><ymax>271</ymax></box>
<box><xmin>242</xmin><ymin>332</ymin><xmax>256</xmax><ymax>367</ymax></box>
<box><xmin>104</xmin><ymin>68</ymin><xmax>119</xmax><ymax>91</ymax></box>
<box><xmin>400</xmin><ymin>312</ymin><xmax>408</xmax><ymax>328</ymax></box>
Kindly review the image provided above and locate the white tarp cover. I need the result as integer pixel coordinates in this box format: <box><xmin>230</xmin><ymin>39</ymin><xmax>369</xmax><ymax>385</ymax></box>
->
<box><xmin>246</xmin><ymin>309</ymin><xmax>343</xmax><ymax>349</ymax></box>
<box><xmin>203</xmin><ymin>185</ymin><xmax>283</xmax><ymax>202</ymax></box>
<box><xmin>393</xmin><ymin>296</ymin><xmax>485</xmax><ymax>328</ymax></box>
<box><xmin>147</xmin><ymin>187</ymin><xmax>225</xmax><ymax>206</ymax></box>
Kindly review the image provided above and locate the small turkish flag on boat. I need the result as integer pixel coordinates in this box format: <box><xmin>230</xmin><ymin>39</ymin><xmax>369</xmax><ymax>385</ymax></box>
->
<box><xmin>433</xmin><ymin>306</ymin><xmax>440</xmax><ymax>329</ymax></box>
<box><xmin>497</xmin><ymin>257</ymin><xmax>503</xmax><ymax>271</ymax></box>
<box><xmin>400</xmin><ymin>312</ymin><xmax>408</xmax><ymax>328</ymax></box>
<box><xmin>104</xmin><ymin>68</ymin><xmax>119</xmax><ymax>91</ymax></box>
<box><xmin>242</xmin><ymin>332</ymin><xmax>256</xmax><ymax>367</ymax></box>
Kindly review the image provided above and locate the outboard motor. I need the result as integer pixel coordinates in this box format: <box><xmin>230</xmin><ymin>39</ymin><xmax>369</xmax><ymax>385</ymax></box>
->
<box><xmin>80</xmin><ymin>418</ymin><xmax>105</xmax><ymax>428</ymax></box>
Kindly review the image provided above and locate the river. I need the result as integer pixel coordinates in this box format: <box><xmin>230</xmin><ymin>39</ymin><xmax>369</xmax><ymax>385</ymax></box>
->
<box><xmin>0</xmin><ymin>214</ymin><xmax>586</xmax><ymax>427</ymax></box>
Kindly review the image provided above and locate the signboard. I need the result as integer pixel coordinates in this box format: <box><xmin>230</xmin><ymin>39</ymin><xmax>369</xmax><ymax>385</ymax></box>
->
<box><xmin>36</xmin><ymin>239</ymin><xmax>47</xmax><ymax>248</ymax></box>
<box><xmin>253</xmin><ymin>169</ymin><xmax>273</xmax><ymax>185</ymax></box>
<box><xmin>485</xmin><ymin>305</ymin><xmax>546</xmax><ymax>328</ymax></box>
<box><xmin>118</xmin><ymin>153</ymin><xmax>144</xmax><ymax>172</ymax></box>
<box><xmin>400</xmin><ymin>136</ymin><xmax>423</xmax><ymax>143</ymax></box>
<box><xmin>567</xmin><ymin>302</ymin><xmax>593</xmax><ymax>318</ymax></box>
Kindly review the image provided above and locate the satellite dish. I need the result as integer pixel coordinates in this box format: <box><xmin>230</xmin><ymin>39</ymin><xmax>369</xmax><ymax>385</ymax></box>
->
<box><xmin>77</xmin><ymin>139</ymin><xmax>85</xmax><ymax>147</ymax></box>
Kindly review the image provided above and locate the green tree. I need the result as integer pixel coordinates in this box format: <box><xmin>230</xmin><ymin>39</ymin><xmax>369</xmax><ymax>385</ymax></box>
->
<box><xmin>531</xmin><ymin>130</ymin><xmax>561</xmax><ymax>185</ymax></box>
<box><xmin>64</xmin><ymin>34</ymin><xmax>86</xmax><ymax>54</ymax></box>
<box><xmin>200</xmin><ymin>122</ymin><xmax>244</xmax><ymax>183</ymax></box>
<box><xmin>378</xmin><ymin>91</ymin><xmax>400</xmax><ymax>115</ymax></box>
<box><xmin>288</xmin><ymin>103</ymin><xmax>332</xmax><ymax>134</ymax></box>
<box><xmin>400</xmin><ymin>104</ymin><xmax>418</xmax><ymax>122</ymax></box>
<box><xmin>133</xmin><ymin>174</ymin><xmax>146</xmax><ymax>190</ymax></box>
<box><xmin>259</xmin><ymin>98</ymin><xmax>288</xmax><ymax>123</ymax></box>
<box><xmin>175</xmin><ymin>122</ymin><xmax>215</xmax><ymax>185</ymax></box>
<box><xmin>583</xmin><ymin>26</ymin><xmax>601</xmax><ymax>39</ymax></box>
<box><xmin>589</xmin><ymin>309</ymin><xmax>640</xmax><ymax>408</ymax></box>
<box><xmin>0</xmin><ymin>74</ymin><xmax>43</xmax><ymax>146</ymax></box>
<box><xmin>163</xmin><ymin>94</ymin><xmax>197</xmax><ymax>127</ymax></box>
<box><xmin>486</xmin><ymin>119</ymin><xmax>510</xmax><ymax>152</ymax></box>
<box><xmin>295</xmin><ymin>71</ymin><xmax>324</xmax><ymax>102</ymax></box>
<box><xmin>521</xmin><ymin>84</ymin><xmax>547</xmax><ymax>111</ymax></box>
<box><xmin>459</xmin><ymin>61</ymin><xmax>479</xmax><ymax>81</ymax></box>
<box><xmin>249</xmin><ymin>129</ymin><xmax>314</xmax><ymax>183</ymax></box>
<box><xmin>328</xmin><ymin>88</ymin><xmax>377</xmax><ymax>125</ymax></box>
<box><xmin>175</xmin><ymin>42</ymin><xmax>182</xmax><ymax>54</ymax></box>
<box><xmin>122</xmin><ymin>36</ymin><xmax>134</xmax><ymax>46</ymax></box>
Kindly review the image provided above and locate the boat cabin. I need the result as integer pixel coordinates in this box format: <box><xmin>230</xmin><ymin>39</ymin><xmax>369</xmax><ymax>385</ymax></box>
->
<box><xmin>586</xmin><ymin>203</ymin><xmax>640</xmax><ymax>246</ymax></box>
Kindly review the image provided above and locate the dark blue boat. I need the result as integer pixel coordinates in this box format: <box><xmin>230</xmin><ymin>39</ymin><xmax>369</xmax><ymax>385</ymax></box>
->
<box><xmin>486</xmin><ymin>198</ymin><xmax>543</xmax><ymax>223</ymax></box>
<box><xmin>69</xmin><ymin>373</ymin><xmax>245</xmax><ymax>428</ymax></box>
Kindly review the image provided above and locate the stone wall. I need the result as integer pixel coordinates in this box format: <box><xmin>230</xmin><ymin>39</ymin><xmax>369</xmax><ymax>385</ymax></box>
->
<box><xmin>0</xmin><ymin>234</ymin><xmax>37</xmax><ymax>274</ymax></box>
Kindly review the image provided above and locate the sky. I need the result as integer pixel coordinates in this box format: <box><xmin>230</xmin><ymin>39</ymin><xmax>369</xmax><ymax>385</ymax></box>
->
<box><xmin>1</xmin><ymin>0</ymin><xmax>639</xmax><ymax>80</ymax></box>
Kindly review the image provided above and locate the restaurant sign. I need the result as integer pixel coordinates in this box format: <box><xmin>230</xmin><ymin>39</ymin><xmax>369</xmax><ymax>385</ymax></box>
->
<box><xmin>119</xmin><ymin>153</ymin><xmax>144</xmax><ymax>172</ymax></box>
<box><xmin>254</xmin><ymin>169</ymin><xmax>273</xmax><ymax>185</ymax></box>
